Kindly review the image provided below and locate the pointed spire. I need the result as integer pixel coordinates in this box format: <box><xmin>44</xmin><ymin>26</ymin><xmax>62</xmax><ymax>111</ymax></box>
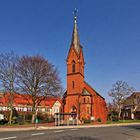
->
<box><xmin>71</xmin><ymin>8</ymin><xmax>80</xmax><ymax>54</ymax></box>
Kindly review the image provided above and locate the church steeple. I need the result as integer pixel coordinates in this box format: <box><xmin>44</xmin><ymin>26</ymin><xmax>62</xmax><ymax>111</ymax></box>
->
<box><xmin>71</xmin><ymin>9</ymin><xmax>80</xmax><ymax>54</ymax></box>
<box><xmin>66</xmin><ymin>9</ymin><xmax>85</xmax><ymax>95</ymax></box>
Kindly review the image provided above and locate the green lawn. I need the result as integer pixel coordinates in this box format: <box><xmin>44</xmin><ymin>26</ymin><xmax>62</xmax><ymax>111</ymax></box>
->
<box><xmin>107</xmin><ymin>120</ymin><xmax>140</xmax><ymax>124</ymax></box>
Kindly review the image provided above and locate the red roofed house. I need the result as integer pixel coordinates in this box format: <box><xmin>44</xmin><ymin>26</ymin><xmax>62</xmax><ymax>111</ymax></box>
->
<box><xmin>62</xmin><ymin>14</ymin><xmax>108</xmax><ymax>123</ymax></box>
<box><xmin>0</xmin><ymin>92</ymin><xmax>61</xmax><ymax>121</ymax></box>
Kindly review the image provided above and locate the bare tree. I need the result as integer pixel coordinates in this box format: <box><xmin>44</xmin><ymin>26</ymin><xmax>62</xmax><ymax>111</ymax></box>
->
<box><xmin>17</xmin><ymin>55</ymin><xmax>62</xmax><ymax>123</ymax></box>
<box><xmin>108</xmin><ymin>80</ymin><xmax>135</xmax><ymax>119</ymax></box>
<box><xmin>0</xmin><ymin>51</ymin><xmax>18</xmax><ymax>124</ymax></box>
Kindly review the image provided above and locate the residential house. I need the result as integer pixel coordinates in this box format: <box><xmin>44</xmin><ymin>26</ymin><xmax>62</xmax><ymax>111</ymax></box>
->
<box><xmin>0</xmin><ymin>92</ymin><xmax>62</xmax><ymax>120</ymax></box>
<box><xmin>122</xmin><ymin>92</ymin><xmax>140</xmax><ymax>120</ymax></box>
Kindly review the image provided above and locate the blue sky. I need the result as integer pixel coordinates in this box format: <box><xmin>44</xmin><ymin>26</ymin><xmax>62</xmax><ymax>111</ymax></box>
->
<box><xmin>0</xmin><ymin>0</ymin><xmax>140</xmax><ymax>101</ymax></box>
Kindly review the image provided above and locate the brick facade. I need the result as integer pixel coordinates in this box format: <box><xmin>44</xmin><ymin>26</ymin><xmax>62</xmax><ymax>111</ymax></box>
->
<box><xmin>63</xmin><ymin>15</ymin><xmax>107</xmax><ymax>123</ymax></box>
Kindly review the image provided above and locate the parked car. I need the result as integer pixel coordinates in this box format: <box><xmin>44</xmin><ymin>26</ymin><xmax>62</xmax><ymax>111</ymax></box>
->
<box><xmin>0</xmin><ymin>114</ymin><xmax>8</xmax><ymax>124</ymax></box>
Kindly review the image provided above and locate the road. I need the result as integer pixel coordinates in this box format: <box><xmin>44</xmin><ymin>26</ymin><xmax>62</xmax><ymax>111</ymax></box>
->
<box><xmin>0</xmin><ymin>125</ymin><xmax>140</xmax><ymax>140</ymax></box>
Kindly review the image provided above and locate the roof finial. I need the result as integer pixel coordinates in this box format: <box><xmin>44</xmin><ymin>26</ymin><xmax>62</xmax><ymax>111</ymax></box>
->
<box><xmin>73</xmin><ymin>8</ymin><xmax>78</xmax><ymax>24</ymax></box>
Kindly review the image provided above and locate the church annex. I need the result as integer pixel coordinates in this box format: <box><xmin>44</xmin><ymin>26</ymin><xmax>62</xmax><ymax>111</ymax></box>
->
<box><xmin>63</xmin><ymin>14</ymin><xmax>108</xmax><ymax>123</ymax></box>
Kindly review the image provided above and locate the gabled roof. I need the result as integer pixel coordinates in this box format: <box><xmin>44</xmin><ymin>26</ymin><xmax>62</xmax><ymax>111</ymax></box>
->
<box><xmin>123</xmin><ymin>92</ymin><xmax>140</xmax><ymax>106</ymax></box>
<box><xmin>131</xmin><ymin>92</ymin><xmax>140</xmax><ymax>97</ymax></box>
<box><xmin>66</xmin><ymin>44</ymin><xmax>81</xmax><ymax>61</ymax></box>
<box><xmin>84</xmin><ymin>81</ymin><xmax>105</xmax><ymax>100</ymax></box>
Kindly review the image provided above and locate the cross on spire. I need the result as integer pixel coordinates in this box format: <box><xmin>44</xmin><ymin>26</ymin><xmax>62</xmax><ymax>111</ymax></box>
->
<box><xmin>73</xmin><ymin>8</ymin><xmax>78</xmax><ymax>23</ymax></box>
<box><xmin>73</xmin><ymin>8</ymin><xmax>78</xmax><ymax>17</ymax></box>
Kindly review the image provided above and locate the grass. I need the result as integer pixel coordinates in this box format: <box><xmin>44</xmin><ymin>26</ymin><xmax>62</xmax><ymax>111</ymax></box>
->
<box><xmin>0</xmin><ymin>121</ymin><xmax>32</xmax><ymax>126</ymax></box>
<box><xmin>107</xmin><ymin>120</ymin><xmax>140</xmax><ymax>124</ymax></box>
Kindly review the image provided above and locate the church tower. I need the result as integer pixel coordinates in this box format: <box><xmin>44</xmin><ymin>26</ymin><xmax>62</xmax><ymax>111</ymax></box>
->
<box><xmin>63</xmin><ymin>10</ymin><xmax>108</xmax><ymax>123</ymax></box>
<box><xmin>63</xmin><ymin>11</ymin><xmax>85</xmax><ymax>118</ymax></box>
<box><xmin>67</xmin><ymin>13</ymin><xmax>85</xmax><ymax>96</ymax></box>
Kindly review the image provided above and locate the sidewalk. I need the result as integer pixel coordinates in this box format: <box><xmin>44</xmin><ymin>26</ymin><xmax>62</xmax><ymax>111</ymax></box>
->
<box><xmin>0</xmin><ymin>122</ymin><xmax>140</xmax><ymax>132</ymax></box>
<box><xmin>0</xmin><ymin>122</ymin><xmax>54</xmax><ymax>131</ymax></box>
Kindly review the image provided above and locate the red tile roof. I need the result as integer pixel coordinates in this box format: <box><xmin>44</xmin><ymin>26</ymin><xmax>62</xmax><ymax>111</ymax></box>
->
<box><xmin>0</xmin><ymin>92</ymin><xmax>62</xmax><ymax>108</ymax></box>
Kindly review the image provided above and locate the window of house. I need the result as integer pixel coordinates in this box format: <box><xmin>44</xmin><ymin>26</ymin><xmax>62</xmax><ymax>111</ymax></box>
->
<box><xmin>42</xmin><ymin>108</ymin><xmax>45</xmax><ymax>112</ymax></box>
<box><xmin>125</xmin><ymin>112</ymin><xmax>128</xmax><ymax>117</ymax></box>
<box><xmin>27</xmin><ymin>107</ymin><xmax>32</xmax><ymax>112</ymax></box>
<box><xmin>56</xmin><ymin>108</ymin><xmax>59</xmax><ymax>113</ymax></box>
<box><xmin>46</xmin><ymin>107</ymin><xmax>50</xmax><ymax>112</ymax></box>
<box><xmin>23</xmin><ymin>107</ymin><xmax>27</xmax><ymax>112</ymax></box>
<box><xmin>72</xmin><ymin>60</ymin><xmax>75</xmax><ymax>73</ymax></box>
<box><xmin>3</xmin><ymin>107</ymin><xmax>7</xmax><ymax>111</ymax></box>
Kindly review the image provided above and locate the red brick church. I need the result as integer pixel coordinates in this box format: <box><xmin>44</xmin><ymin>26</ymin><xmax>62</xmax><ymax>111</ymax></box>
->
<box><xmin>63</xmin><ymin>14</ymin><xmax>108</xmax><ymax>123</ymax></box>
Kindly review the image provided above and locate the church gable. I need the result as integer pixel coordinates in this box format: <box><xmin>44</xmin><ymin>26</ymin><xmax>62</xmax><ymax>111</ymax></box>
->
<box><xmin>82</xmin><ymin>88</ymin><xmax>91</xmax><ymax>96</ymax></box>
<box><xmin>67</xmin><ymin>45</ymin><xmax>79</xmax><ymax>63</ymax></box>
<box><xmin>84</xmin><ymin>81</ymin><xmax>105</xmax><ymax>99</ymax></box>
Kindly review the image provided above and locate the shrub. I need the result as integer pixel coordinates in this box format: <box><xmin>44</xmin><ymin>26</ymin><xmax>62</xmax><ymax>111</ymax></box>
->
<box><xmin>82</xmin><ymin>117</ymin><xmax>91</xmax><ymax>124</ymax></box>
<box><xmin>97</xmin><ymin>118</ymin><xmax>102</xmax><ymax>122</ymax></box>
<box><xmin>46</xmin><ymin>117</ymin><xmax>55</xmax><ymax>123</ymax></box>
<box><xmin>108</xmin><ymin>110</ymin><xmax>119</xmax><ymax>122</ymax></box>
<box><xmin>17</xmin><ymin>115</ymin><xmax>24</xmax><ymax>125</ymax></box>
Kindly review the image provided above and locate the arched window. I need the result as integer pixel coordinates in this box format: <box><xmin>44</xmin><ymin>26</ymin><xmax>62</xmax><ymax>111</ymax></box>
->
<box><xmin>71</xmin><ymin>106</ymin><xmax>76</xmax><ymax>112</ymax></box>
<box><xmin>83</xmin><ymin>98</ymin><xmax>86</xmax><ymax>103</ymax></box>
<box><xmin>72</xmin><ymin>81</ymin><xmax>75</xmax><ymax>88</ymax></box>
<box><xmin>71</xmin><ymin>106</ymin><xmax>77</xmax><ymax>119</ymax></box>
<box><xmin>72</xmin><ymin>60</ymin><xmax>75</xmax><ymax>73</ymax></box>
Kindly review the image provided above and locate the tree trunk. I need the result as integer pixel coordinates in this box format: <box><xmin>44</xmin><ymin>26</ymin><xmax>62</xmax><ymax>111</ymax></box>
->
<box><xmin>32</xmin><ymin>103</ymin><xmax>37</xmax><ymax>124</ymax></box>
<box><xmin>9</xmin><ymin>91</ymin><xmax>14</xmax><ymax>125</ymax></box>
<box><xmin>9</xmin><ymin>107</ymin><xmax>13</xmax><ymax>125</ymax></box>
<box><xmin>118</xmin><ymin>107</ymin><xmax>122</xmax><ymax>120</ymax></box>
<box><xmin>32</xmin><ymin>113</ymin><xmax>35</xmax><ymax>124</ymax></box>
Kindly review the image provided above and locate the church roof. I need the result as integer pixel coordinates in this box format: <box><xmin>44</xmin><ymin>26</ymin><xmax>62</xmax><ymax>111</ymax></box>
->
<box><xmin>71</xmin><ymin>14</ymin><xmax>81</xmax><ymax>54</ymax></box>
<box><xmin>84</xmin><ymin>81</ymin><xmax>105</xmax><ymax>100</ymax></box>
